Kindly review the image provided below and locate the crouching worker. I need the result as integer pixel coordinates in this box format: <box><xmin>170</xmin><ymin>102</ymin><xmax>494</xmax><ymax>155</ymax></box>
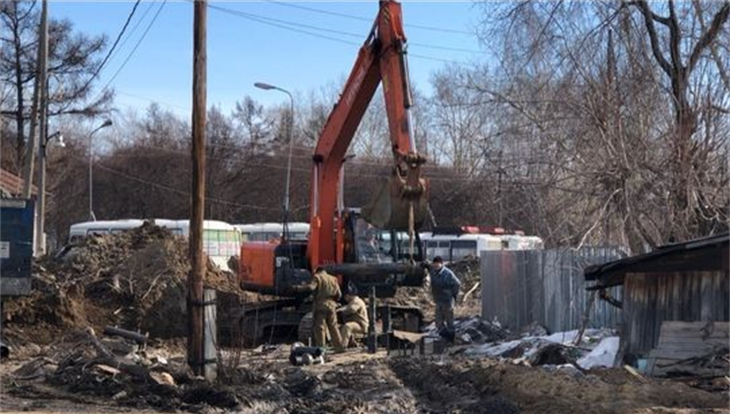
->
<box><xmin>337</xmin><ymin>286</ymin><xmax>369</xmax><ymax>348</ymax></box>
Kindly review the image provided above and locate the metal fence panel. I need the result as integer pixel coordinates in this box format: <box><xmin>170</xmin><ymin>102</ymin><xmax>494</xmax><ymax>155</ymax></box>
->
<box><xmin>481</xmin><ymin>248</ymin><xmax>625</xmax><ymax>332</ymax></box>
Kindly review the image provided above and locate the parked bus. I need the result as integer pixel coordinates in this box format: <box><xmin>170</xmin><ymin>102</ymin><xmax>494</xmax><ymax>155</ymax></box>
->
<box><xmin>235</xmin><ymin>222</ymin><xmax>309</xmax><ymax>242</ymax></box>
<box><xmin>68</xmin><ymin>219</ymin><xmax>241</xmax><ymax>271</ymax></box>
<box><xmin>421</xmin><ymin>226</ymin><xmax>543</xmax><ymax>262</ymax></box>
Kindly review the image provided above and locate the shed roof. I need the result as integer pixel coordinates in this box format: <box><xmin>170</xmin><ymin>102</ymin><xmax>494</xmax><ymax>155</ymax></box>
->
<box><xmin>0</xmin><ymin>168</ymin><xmax>37</xmax><ymax>197</ymax></box>
<box><xmin>585</xmin><ymin>232</ymin><xmax>729</xmax><ymax>289</ymax></box>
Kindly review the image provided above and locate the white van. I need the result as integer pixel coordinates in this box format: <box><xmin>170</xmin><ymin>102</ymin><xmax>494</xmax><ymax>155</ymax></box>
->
<box><xmin>68</xmin><ymin>219</ymin><xmax>241</xmax><ymax>271</ymax></box>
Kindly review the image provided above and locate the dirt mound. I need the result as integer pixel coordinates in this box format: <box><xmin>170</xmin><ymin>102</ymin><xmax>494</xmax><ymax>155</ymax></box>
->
<box><xmin>389</xmin><ymin>356</ymin><xmax>728</xmax><ymax>414</ymax></box>
<box><xmin>2</xmin><ymin>222</ymin><xmax>254</xmax><ymax>344</ymax></box>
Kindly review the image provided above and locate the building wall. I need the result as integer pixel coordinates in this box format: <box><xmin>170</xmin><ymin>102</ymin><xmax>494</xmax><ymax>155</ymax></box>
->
<box><xmin>622</xmin><ymin>270</ymin><xmax>730</xmax><ymax>356</ymax></box>
<box><xmin>481</xmin><ymin>248</ymin><xmax>625</xmax><ymax>332</ymax></box>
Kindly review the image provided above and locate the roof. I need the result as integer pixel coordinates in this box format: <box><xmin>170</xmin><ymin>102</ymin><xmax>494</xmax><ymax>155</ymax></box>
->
<box><xmin>585</xmin><ymin>232</ymin><xmax>729</xmax><ymax>289</ymax></box>
<box><xmin>0</xmin><ymin>169</ymin><xmax>37</xmax><ymax>197</ymax></box>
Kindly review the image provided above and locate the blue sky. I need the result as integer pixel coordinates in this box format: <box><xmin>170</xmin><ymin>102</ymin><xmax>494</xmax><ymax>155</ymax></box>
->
<box><xmin>50</xmin><ymin>1</ymin><xmax>486</xmax><ymax>117</ymax></box>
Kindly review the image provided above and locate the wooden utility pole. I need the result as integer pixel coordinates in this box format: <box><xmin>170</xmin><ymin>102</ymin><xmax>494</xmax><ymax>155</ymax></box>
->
<box><xmin>188</xmin><ymin>0</ymin><xmax>207</xmax><ymax>376</ymax></box>
<box><xmin>22</xmin><ymin>0</ymin><xmax>48</xmax><ymax>199</ymax></box>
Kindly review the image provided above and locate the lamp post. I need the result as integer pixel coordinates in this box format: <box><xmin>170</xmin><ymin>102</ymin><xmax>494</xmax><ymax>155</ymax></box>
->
<box><xmin>254</xmin><ymin>82</ymin><xmax>295</xmax><ymax>237</ymax></box>
<box><xmin>35</xmin><ymin>130</ymin><xmax>64</xmax><ymax>255</ymax></box>
<box><xmin>88</xmin><ymin>119</ymin><xmax>112</xmax><ymax>221</ymax></box>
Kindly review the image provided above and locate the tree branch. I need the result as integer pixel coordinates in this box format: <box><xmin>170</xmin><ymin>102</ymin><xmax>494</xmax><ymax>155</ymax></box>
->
<box><xmin>633</xmin><ymin>1</ymin><xmax>673</xmax><ymax>76</ymax></box>
<box><xmin>688</xmin><ymin>1</ymin><xmax>730</xmax><ymax>74</ymax></box>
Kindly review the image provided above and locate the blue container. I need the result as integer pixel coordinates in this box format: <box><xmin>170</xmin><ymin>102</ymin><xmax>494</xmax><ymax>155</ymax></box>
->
<box><xmin>0</xmin><ymin>198</ymin><xmax>34</xmax><ymax>296</ymax></box>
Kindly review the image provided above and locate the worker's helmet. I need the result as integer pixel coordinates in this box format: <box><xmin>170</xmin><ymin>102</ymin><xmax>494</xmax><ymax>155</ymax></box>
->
<box><xmin>432</xmin><ymin>256</ymin><xmax>444</xmax><ymax>264</ymax></box>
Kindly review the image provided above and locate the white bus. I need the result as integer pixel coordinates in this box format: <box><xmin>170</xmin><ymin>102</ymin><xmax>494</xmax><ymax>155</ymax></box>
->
<box><xmin>235</xmin><ymin>222</ymin><xmax>309</xmax><ymax>242</ymax></box>
<box><xmin>68</xmin><ymin>219</ymin><xmax>241</xmax><ymax>271</ymax></box>
<box><xmin>421</xmin><ymin>227</ymin><xmax>543</xmax><ymax>262</ymax></box>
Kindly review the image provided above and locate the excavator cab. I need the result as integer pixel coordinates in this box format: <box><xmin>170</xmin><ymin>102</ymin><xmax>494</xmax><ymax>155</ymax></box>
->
<box><xmin>344</xmin><ymin>211</ymin><xmax>424</xmax><ymax>265</ymax></box>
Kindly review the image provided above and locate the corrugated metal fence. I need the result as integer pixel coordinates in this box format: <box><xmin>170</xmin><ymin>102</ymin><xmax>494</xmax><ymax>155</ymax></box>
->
<box><xmin>480</xmin><ymin>248</ymin><xmax>626</xmax><ymax>332</ymax></box>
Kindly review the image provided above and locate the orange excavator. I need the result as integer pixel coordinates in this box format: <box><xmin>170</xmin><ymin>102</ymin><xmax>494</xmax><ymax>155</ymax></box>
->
<box><xmin>237</xmin><ymin>0</ymin><xmax>429</xmax><ymax>344</ymax></box>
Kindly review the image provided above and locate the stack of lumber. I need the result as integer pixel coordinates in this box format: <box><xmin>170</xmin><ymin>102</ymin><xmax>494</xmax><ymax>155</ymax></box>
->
<box><xmin>647</xmin><ymin>321</ymin><xmax>729</xmax><ymax>382</ymax></box>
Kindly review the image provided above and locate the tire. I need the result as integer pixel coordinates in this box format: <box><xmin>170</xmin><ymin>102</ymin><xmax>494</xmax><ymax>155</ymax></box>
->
<box><xmin>298</xmin><ymin>312</ymin><xmax>314</xmax><ymax>345</ymax></box>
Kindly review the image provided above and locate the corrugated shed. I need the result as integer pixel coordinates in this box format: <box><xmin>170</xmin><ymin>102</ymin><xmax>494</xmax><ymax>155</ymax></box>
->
<box><xmin>481</xmin><ymin>248</ymin><xmax>625</xmax><ymax>332</ymax></box>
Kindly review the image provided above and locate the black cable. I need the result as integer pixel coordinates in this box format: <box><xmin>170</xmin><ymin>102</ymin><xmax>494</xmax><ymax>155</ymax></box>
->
<box><xmin>206</xmin><ymin>2</ymin><xmax>479</xmax><ymax>55</ymax></box>
<box><xmin>98</xmin><ymin>0</ymin><xmax>167</xmax><ymax>95</ymax></box>
<box><xmin>265</xmin><ymin>0</ymin><xmax>475</xmax><ymax>35</ymax></box>
<box><xmin>78</xmin><ymin>1</ymin><xmax>141</xmax><ymax>94</ymax></box>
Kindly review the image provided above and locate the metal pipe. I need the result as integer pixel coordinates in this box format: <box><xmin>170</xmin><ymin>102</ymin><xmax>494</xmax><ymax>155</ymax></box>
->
<box><xmin>87</xmin><ymin>120</ymin><xmax>112</xmax><ymax>221</ymax></box>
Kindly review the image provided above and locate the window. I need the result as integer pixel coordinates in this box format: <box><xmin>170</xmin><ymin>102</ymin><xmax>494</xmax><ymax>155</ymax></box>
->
<box><xmin>428</xmin><ymin>240</ymin><xmax>450</xmax><ymax>261</ymax></box>
<box><xmin>451</xmin><ymin>240</ymin><xmax>477</xmax><ymax>261</ymax></box>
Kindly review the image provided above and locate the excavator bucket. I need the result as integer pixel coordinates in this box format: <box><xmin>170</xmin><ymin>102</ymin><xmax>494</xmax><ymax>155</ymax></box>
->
<box><xmin>362</xmin><ymin>173</ymin><xmax>428</xmax><ymax>231</ymax></box>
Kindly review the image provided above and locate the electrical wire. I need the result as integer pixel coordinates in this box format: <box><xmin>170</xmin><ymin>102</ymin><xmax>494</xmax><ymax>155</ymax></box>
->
<box><xmin>97</xmin><ymin>0</ymin><xmax>167</xmax><ymax>97</ymax></box>
<box><xmin>205</xmin><ymin>2</ymin><xmax>476</xmax><ymax>63</ymax></box>
<box><xmin>264</xmin><ymin>0</ymin><xmax>475</xmax><ymax>36</ymax></box>
<box><xmin>208</xmin><ymin>2</ymin><xmax>479</xmax><ymax>53</ymax></box>
<box><xmin>83</xmin><ymin>157</ymin><xmax>282</xmax><ymax>212</ymax></box>
<box><xmin>78</xmin><ymin>1</ymin><xmax>141</xmax><ymax>94</ymax></box>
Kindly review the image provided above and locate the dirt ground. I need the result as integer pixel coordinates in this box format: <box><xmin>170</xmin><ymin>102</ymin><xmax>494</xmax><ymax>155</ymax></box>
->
<box><xmin>1</xmin><ymin>229</ymin><xmax>726</xmax><ymax>413</ymax></box>
<box><xmin>2</xmin><ymin>343</ymin><xmax>728</xmax><ymax>414</ymax></box>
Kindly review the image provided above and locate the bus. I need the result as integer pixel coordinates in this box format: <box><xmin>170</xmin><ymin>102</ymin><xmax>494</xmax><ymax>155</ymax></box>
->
<box><xmin>235</xmin><ymin>222</ymin><xmax>309</xmax><ymax>242</ymax></box>
<box><xmin>421</xmin><ymin>226</ymin><xmax>543</xmax><ymax>262</ymax></box>
<box><xmin>68</xmin><ymin>219</ymin><xmax>241</xmax><ymax>271</ymax></box>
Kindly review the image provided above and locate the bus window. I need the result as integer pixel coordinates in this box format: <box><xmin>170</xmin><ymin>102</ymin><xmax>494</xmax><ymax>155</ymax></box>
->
<box><xmin>451</xmin><ymin>240</ymin><xmax>477</xmax><ymax>261</ymax></box>
<box><xmin>434</xmin><ymin>241</ymin><xmax>450</xmax><ymax>261</ymax></box>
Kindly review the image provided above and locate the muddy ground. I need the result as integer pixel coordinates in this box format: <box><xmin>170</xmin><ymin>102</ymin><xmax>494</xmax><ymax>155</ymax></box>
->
<box><xmin>2</xmin><ymin>341</ymin><xmax>728</xmax><ymax>414</ymax></box>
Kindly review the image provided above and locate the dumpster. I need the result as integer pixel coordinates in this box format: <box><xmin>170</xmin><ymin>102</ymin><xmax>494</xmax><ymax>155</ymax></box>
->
<box><xmin>0</xmin><ymin>198</ymin><xmax>34</xmax><ymax>296</ymax></box>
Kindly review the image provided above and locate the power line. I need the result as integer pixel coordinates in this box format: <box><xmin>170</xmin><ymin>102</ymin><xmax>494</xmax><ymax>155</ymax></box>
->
<box><xmin>79</xmin><ymin>1</ymin><xmax>141</xmax><ymax>94</ymax></box>
<box><xmin>98</xmin><ymin>0</ymin><xmax>167</xmax><ymax>98</ymax></box>
<box><xmin>205</xmin><ymin>2</ymin><xmax>479</xmax><ymax>58</ymax></box>
<box><xmin>90</xmin><ymin>159</ymin><xmax>282</xmax><ymax>212</ymax></box>
<box><xmin>113</xmin><ymin>1</ymin><xmax>156</xmax><ymax>56</ymax></box>
<box><xmin>264</xmin><ymin>0</ymin><xmax>475</xmax><ymax>36</ymax></box>
<box><xmin>127</xmin><ymin>143</ymin><xmax>490</xmax><ymax>183</ymax></box>
<box><xmin>207</xmin><ymin>2</ymin><xmax>357</xmax><ymax>47</ymax></box>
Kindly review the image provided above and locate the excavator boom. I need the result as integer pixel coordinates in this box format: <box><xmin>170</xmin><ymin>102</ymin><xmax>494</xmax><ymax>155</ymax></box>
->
<box><xmin>309</xmin><ymin>0</ymin><xmax>428</xmax><ymax>268</ymax></box>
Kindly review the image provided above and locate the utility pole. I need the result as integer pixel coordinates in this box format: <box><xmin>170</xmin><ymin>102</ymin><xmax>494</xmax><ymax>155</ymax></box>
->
<box><xmin>33</xmin><ymin>0</ymin><xmax>48</xmax><ymax>252</ymax></box>
<box><xmin>22</xmin><ymin>0</ymin><xmax>48</xmax><ymax>199</ymax></box>
<box><xmin>188</xmin><ymin>0</ymin><xmax>207</xmax><ymax>377</ymax></box>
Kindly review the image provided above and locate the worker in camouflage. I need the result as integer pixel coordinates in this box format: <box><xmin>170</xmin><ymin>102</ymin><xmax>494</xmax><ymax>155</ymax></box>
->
<box><xmin>337</xmin><ymin>286</ymin><xmax>369</xmax><ymax>348</ymax></box>
<box><xmin>302</xmin><ymin>267</ymin><xmax>345</xmax><ymax>351</ymax></box>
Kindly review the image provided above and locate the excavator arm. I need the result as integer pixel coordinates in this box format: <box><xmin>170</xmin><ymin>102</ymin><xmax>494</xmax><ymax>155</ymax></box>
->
<box><xmin>308</xmin><ymin>0</ymin><xmax>428</xmax><ymax>268</ymax></box>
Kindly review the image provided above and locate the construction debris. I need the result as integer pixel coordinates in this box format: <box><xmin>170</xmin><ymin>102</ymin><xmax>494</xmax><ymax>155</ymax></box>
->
<box><xmin>2</xmin><ymin>223</ymin><xmax>261</xmax><ymax>345</ymax></box>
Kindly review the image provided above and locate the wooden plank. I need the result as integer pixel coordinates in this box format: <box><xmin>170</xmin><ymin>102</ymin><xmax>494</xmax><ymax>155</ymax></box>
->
<box><xmin>659</xmin><ymin>336</ymin><xmax>730</xmax><ymax>347</ymax></box>
<box><xmin>648</xmin><ymin>349</ymin><xmax>719</xmax><ymax>360</ymax></box>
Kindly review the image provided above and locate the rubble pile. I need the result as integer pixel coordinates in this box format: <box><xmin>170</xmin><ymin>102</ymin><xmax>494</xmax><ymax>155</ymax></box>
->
<box><xmin>463</xmin><ymin>328</ymin><xmax>620</xmax><ymax>371</ymax></box>
<box><xmin>425</xmin><ymin>316</ymin><xmax>512</xmax><ymax>344</ymax></box>
<box><xmin>655</xmin><ymin>347</ymin><xmax>730</xmax><ymax>392</ymax></box>
<box><xmin>2</xmin><ymin>222</ymin><xmax>253</xmax><ymax>343</ymax></box>
<box><xmin>8</xmin><ymin>328</ymin><xmax>242</xmax><ymax>411</ymax></box>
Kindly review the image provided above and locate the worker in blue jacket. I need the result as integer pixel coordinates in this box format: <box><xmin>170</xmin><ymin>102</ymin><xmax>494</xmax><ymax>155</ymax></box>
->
<box><xmin>428</xmin><ymin>256</ymin><xmax>461</xmax><ymax>334</ymax></box>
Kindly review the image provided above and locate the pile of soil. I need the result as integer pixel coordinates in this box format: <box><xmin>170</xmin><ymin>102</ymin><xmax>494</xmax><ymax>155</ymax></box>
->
<box><xmin>2</xmin><ymin>222</ymin><xmax>257</xmax><ymax>344</ymax></box>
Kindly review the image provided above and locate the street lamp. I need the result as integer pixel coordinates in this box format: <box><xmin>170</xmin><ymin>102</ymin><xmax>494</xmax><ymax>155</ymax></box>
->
<box><xmin>254</xmin><ymin>82</ymin><xmax>295</xmax><ymax>235</ymax></box>
<box><xmin>88</xmin><ymin>119</ymin><xmax>112</xmax><ymax>221</ymax></box>
<box><xmin>35</xmin><ymin>130</ymin><xmax>64</xmax><ymax>255</ymax></box>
